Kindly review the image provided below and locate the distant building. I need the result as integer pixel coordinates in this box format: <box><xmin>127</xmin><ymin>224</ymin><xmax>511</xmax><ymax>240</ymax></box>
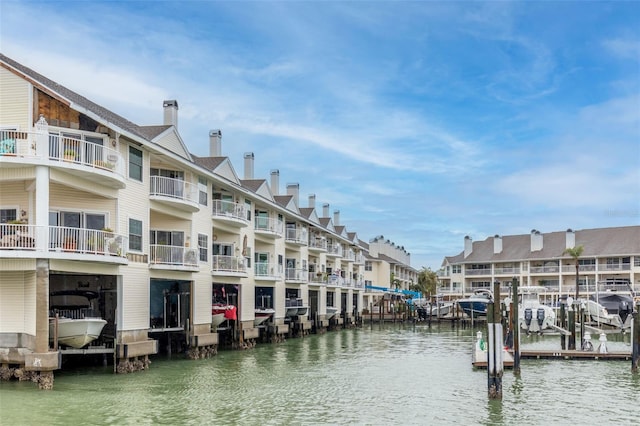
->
<box><xmin>439</xmin><ymin>226</ymin><xmax>640</xmax><ymax>297</ymax></box>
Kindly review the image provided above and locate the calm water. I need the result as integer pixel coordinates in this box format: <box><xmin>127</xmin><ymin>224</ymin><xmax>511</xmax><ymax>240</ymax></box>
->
<box><xmin>1</xmin><ymin>324</ymin><xmax>638</xmax><ymax>425</ymax></box>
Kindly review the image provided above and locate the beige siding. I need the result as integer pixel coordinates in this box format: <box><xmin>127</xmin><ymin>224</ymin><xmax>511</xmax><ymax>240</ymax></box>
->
<box><xmin>0</xmin><ymin>181</ymin><xmax>30</xmax><ymax>214</ymax></box>
<box><xmin>154</xmin><ymin>132</ymin><xmax>188</xmax><ymax>158</ymax></box>
<box><xmin>0</xmin><ymin>166</ymin><xmax>35</xmax><ymax>181</ymax></box>
<box><xmin>120</xmin><ymin>264</ymin><xmax>150</xmax><ymax>330</ymax></box>
<box><xmin>0</xmin><ymin>271</ymin><xmax>36</xmax><ymax>334</ymax></box>
<box><xmin>192</xmin><ymin>270</ymin><xmax>212</xmax><ymax>325</ymax></box>
<box><xmin>0</xmin><ymin>67</ymin><xmax>31</xmax><ymax>129</ymax></box>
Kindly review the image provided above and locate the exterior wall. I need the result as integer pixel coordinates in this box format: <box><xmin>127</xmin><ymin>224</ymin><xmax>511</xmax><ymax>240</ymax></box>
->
<box><xmin>0</xmin><ymin>180</ymin><xmax>30</xmax><ymax>214</ymax></box>
<box><xmin>0</xmin><ymin>66</ymin><xmax>31</xmax><ymax>129</ymax></box>
<box><xmin>119</xmin><ymin>264</ymin><xmax>150</xmax><ymax>330</ymax></box>
<box><xmin>192</xmin><ymin>270</ymin><xmax>212</xmax><ymax>326</ymax></box>
<box><xmin>0</xmin><ymin>271</ymin><xmax>36</xmax><ymax>335</ymax></box>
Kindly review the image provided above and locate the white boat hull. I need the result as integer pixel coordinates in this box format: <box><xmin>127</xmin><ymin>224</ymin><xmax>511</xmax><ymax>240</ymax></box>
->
<box><xmin>49</xmin><ymin>317</ymin><xmax>107</xmax><ymax>349</ymax></box>
<box><xmin>326</xmin><ymin>307</ymin><xmax>338</xmax><ymax>319</ymax></box>
<box><xmin>211</xmin><ymin>313</ymin><xmax>226</xmax><ymax>329</ymax></box>
<box><xmin>254</xmin><ymin>308</ymin><xmax>275</xmax><ymax>326</ymax></box>
<box><xmin>585</xmin><ymin>300</ymin><xmax>624</xmax><ymax>329</ymax></box>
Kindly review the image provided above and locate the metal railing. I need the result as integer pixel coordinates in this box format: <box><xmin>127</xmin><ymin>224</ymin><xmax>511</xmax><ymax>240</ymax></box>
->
<box><xmin>0</xmin><ymin>224</ymin><xmax>37</xmax><ymax>250</ymax></box>
<box><xmin>254</xmin><ymin>216</ymin><xmax>284</xmax><ymax>236</ymax></box>
<box><xmin>150</xmin><ymin>244</ymin><xmax>198</xmax><ymax>267</ymax></box>
<box><xmin>308</xmin><ymin>237</ymin><xmax>327</xmax><ymax>251</ymax></box>
<box><xmin>254</xmin><ymin>262</ymin><xmax>280</xmax><ymax>279</ymax></box>
<box><xmin>212</xmin><ymin>254</ymin><xmax>246</xmax><ymax>273</ymax></box>
<box><xmin>48</xmin><ymin>226</ymin><xmax>127</xmax><ymax>257</ymax></box>
<box><xmin>285</xmin><ymin>268</ymin><xmax>308</xmax><ymax>282</ymax></box>
<box><xmin>494</xmin><ymin>266</ymin><xmax>521</xmax><ymax>274</ymax></box>
<box><xmin>0</xmin><ymin>130</ymin><xmax>125</xmax><ymax>178</ymax></box>
<box><xmin>149</xmin><ymin>176</ymin><xmax>198</xmax><ymax>204</ymax></box>
<box><xmin>285</xmin><ymin>228</ymin><xmax>308</xmax><ymax>245</ymax></box>
<box><xmin>212</xmin><ymin>200</ymin><xmax>247</xmax><ymax>222</ymax></box>
<box><xmin>326</xmin><ymin>244</ymin><xmax>343</xmax><ymax>257</ymax></box>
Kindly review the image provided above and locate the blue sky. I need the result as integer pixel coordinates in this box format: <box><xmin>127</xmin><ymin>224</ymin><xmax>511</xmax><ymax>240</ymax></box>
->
<box><xmin>2</xmin><ymin>1</ymin><xmax>639</xmax><ymax>270</ymax></box>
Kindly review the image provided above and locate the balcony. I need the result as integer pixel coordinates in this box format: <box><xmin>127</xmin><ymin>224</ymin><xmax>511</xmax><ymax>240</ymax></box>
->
<box><xmin>254</xmin><ymin>262</ymin><xmax>281</xmax><ymax>281</ymax></box>
<box><xmin>354</xmin><ymin>253</ymin><xmax>365</xmax><ymax>265</ymax></box>
<box><xmin>494</xmin><ymin>266</ymin><xmax>520</xmax><ymax>275</ymax></box>
<box><xmin>598</xmin><ymin>263</ymin><xmax>631</xmax><ymax>271</ymax></box>
<box><xmin>343</xmin><ymin>249</ymin><xmax>355</xmax><ymax>262</ymax></box>
<box><xmin>326</xmin><ymin>244</ymin><xmax>343</xmax><ymax>258</ymax></box>
<box><xmin>211</xmin><ymin>255</ymin><xmax>247</xmax><ymax>277</ymax></box>
<box><xmin>0</xmin><ymin>130</ymin><xmax>125</xmax><ymax>188</ymax></box>
<box><xmin>149</xmin><ymin>176</ymin><xmax>199</xmax><ymax>212</ymax></box>
<box><xmin>254</xmin><ymin>217</ymin><xmax>283</xmax><ymax>239</ymax></box>
<box><xmin>327</xmin><ymin>274</ymin><xmax>344</xmax><ymax>287</ymax></box>
<box><xmin>308</xmin><ymin>272</ymin><xmax>327</xmax><ymax>285</ymax></box>
<box><xmin>285</xmin><ymin>268</ymin><xmax>308</xmax><ymax>283</ymax></box>
<box><xmin>149</xmin><ymin>244</ymin><xmax>199</xmax><ymax>271</ymax></box>
<box><xmin>212</xmin><ymin>200</ymin><xmax>249</xmax><ymax>228</ymax></box>
<box><xmin>285</xmin><ymin>228</ymin><xmax>308</xmax><ymax>246</ymax></box>
<box><xmin>561</xmin><ymin>264</ymin><xmax>596</xmax><ymax>273</ymax></box>
<box><xmin>0</xmin><ymin>224</ymin><xmax>127</xmax><ymax>263</ymax></box>
<box><xmin>530</xmin><ymin>265</ymin><xmax>559</xmax><ymax>274</ymax></box>
<box><xmin>465</xmin><ymin>268</ymin><xmax>491</xmax><ymax>276</ymax></box>
<box><xmin>308</xmin><ymin>237</ymin><xmax>327</xmax><ymax>252</ymax></box>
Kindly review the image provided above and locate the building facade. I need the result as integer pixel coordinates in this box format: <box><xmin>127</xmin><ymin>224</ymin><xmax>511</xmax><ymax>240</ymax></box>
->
<box><xmin>439</xmin><ymin>226</ymin><xmax>640</xmax><ymax>299</ymax></box>
<box><xmin>0</xmin><ymin>54</ymin><xmax>414</xmax><ymax>382</ymax></box>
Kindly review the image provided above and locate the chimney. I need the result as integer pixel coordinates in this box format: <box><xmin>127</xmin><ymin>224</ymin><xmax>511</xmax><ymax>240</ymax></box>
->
<box><xmin>323</xmin><ymin>203</ymin><xmax>330</xmax><ymax>218</ymax></box>
<box><xmin>530</xmin><ymin>229</ymin><xmax>543</xmax><ymax>252</ymax></box>
<box><xmin>270</xmin><ymin>170</ymin><xmax>279</xmax><ymax>195</ymax></box>
<box><xmin>286</xmin><ymin>183</ymin><xmax>299</xmax><ymax>206</ymax></box>
<box><xmin>493</xmin><ymin>235</ymin><xmax>502</xmax><ymax>254</ymax></box>
<box><xmin>464</xmin><ymin>236</ymin><xmax>473</xmax><ymax>258</ymax></box>
<box><xmin>244</xmin><ymin>152</ymin><xmax>254</xmax><ymax>179</ymax></box>
<box><xmin>209</xmin><ymin>129</ymin><xmax>222</xmax><ymax>156</ymax></box>
<box><xmin>308</xmin><ymin>194</ymin><xmax>316</xmax><ymax>209</ymax></box>
<box><xmin>333</xmin><ymin>210</ymin><xmax>340</xmax><ymax>226</ymax></box>
<box><xmin>565</xmin><ymin>228</ymin><xmax>575</xmax><ymax>249</ymax></box>
<box><xmin>163</xmin><ymin>100</ymin><xmax>178</xmax><ymax>127</ymax></box>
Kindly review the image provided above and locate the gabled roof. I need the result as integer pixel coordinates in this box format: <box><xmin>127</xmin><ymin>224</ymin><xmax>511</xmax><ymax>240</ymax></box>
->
<box><xmin>334</xmin><ymin>225</ymin><xmax>347</xmax><ymax>238</ymax></box>
<box><xmin>298</xmin><ymin>208</ymin><xmax>321</xmax><ymax>225</ymax></box>
<box><xmin>274</xmin><ymin>195</ymin><xmax>299</xmax><ymax>214</ymax></box>
<box><xmin>447</xmin><ymin>225</ymin><xmax>640</xmax><ymax>265</ymax></box>
<box><xmin>240</xmin><ymin>179</ymin><xmax>275</xmax><ymax>202</ymax></box>
<box><xmin>319</xmin><ymin>217</ymin><xmax>336</xmax><ymax>233</ymax></box>
<box><xmin>193</xmin><ymin>155</ymin><xmax>240</xmax><ymax>185</ymax></box>
<box><xmin>140</xmin><ymin>125</ymin><xmax>192</xmax><ymax>161</ymax></box>
<box><xmin>1</xmin><ymin>53</ymin><xmax>149</xmax><ymax>142</ymax></box>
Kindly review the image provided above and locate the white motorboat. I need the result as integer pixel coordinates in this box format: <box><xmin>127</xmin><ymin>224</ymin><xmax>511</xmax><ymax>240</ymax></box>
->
<box><xmin>49</xmin><ymin>317</ymin><xmax>107</xmax><ymax>349</ymax></box>
<box><xmin>212</xmin><ymin>303</ymin><xmax>236</xmax><ymax>329</ymax></box>
<box><xmin>518</xmin><ymin>286</ymin><xmax>556</xmax><ymax>334</ymax></box>
<box><xmin>254</xmin><ymin>307</ymin><xmax>275</xmax><ymax>326</ymax></box>
<box><xmin>326</xmin><ymin>306</ymin><xmax>339</xmax><ymax>319</ymax></box>
<box><xmin>428</xmin><ymin>301</ymin><xmax>454</xmax><ymax>317</ymax></box>
<box><xmin>584</xmin><ymin>299</ymin><xmax>625</xmax><ymax>329</ymax></box>
<box><xmin>285</xmin><ymin>298</ymin><xmax>307</xmax><ymax>317</ymax></box>
<box><xmin>49</xmin><ymin>290</ymin><xmax>107</xmax><ymax>349</ymax></box>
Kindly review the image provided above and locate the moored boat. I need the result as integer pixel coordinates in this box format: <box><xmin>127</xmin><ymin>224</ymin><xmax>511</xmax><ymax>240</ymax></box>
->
<box><xmin>457</xmin><ymin>289</ymin><xmax>492</xmax><ymax>317</ymax></box>
<box><xmin>254</xmin><ymin>307</ymin><xmax>275</xmax><ymax>326</ymax></box>
<box><xmin>326</xmin><ymin>306</ymin><xmax>339</xmax><ymax>319</ymax></box>
<box><xmin>518</xmin><ymin>286</ymin><xmax>556</xmax><ymax>334</ymax></box>
<box><xmin>212</xmin><ymin>303</ymin><xmax>237</xmax><ymax>329</ymax></box>
<box><xmin>49</xmin><ymin>290</ymin><xmax>107</xmax><ymax>349</ymax></box>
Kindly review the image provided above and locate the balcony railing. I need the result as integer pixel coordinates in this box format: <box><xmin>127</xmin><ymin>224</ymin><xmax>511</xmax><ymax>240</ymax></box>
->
<box><xmin>465</xmin><ymin>269</ymin><xmax>491</xmax><ymax>276</ymax></box>
<box><xmin>494</xmin><ymin>267</ymin><xmax>520</xmax><ymax>275</ymax></box>
<box><xmin>0</xmin><ymin>130</ymin><xmax>125</xmax><ymax>180</ymax></box>
<box><xmin>149</xmin><ymin>244</ymin><xmax>198</xmax><ymax>268</ymax></box>
<box><xmin>598</xmin><ymin>263</ymin><xmax>631</xmax><ymax>271</ymax></box>
<box><xmin>285</xmin><ymin>228</ymin><xmax>308</xmax><ymax>245</ymax></box>
<box><xmin>254</xmin><ymin>217</ymin><xmax>283</xmax><ymax>238</ymax></box>
<box><xmin>285</xmin><ymin>268</ymin><xmax>308</xmax><ymax>282</ymax></box>
<box><xmin>354</xmin><ymin>253</ymin><xmax>365</xmax><ymax>265</ymax></box>
<box><xmin>149</xmin><ymin>176</ymin><xmax>199</xmax><ymax>206</ymax></box>
<box><xmin>212</xmin><ymin>200</ymin><xmax>248</xmax><ymax>225</ymax></box>
<box><xmin>308</xmin><ymin>237</ymin><xmax>327</xmax><ymax>251</ymax></box>
<box><xmin>344</xmin><ymin>249</ymin><xmax>355</xmax><ymax>262</ymax></box>
<box><xmin>254</xmin><ymin>262</ymin><xmax>280</xmax><ymax>279</ymax></box>
<box><xmin>212</xmin><ymin>255</ymin><xmax>246</xmax><ymax>274</ymax></box>
<box><xmin>530</xmin><ymin>265</ymin><xmax>559</xmax><ymax>274</ymax></box>
<box><xmin>326</xmin><ymin>244</ymin><xmax>343</xmax><ymax>257</ymax></box>
<box><xmin>0</xmin><ymin>225</ymin><xmax>127</xmax><ymax>260</ymax></box>
<box><xmin>561</xmin><ymin>265</ymin><xmax>596</xmax><ymax>273</ymax></box>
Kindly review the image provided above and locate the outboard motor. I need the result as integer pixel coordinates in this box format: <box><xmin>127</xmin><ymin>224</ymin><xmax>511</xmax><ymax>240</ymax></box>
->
<box><xmin>619</xmin><ymin>301</ymin><xmax>631</xmax><ymax>324</ymax></box>
<box><xmin>524</xmin><ymin>308</ymin><xmax>533</xmax><ymax>332</ymax></box>
<box><xmin>536</xmin><ymin>308</ymin><xmax>546</xmax><ymax>332</ymax></box>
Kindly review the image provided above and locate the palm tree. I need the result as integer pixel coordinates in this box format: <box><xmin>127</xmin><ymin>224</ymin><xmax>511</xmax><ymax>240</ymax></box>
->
<box><xmin>563</xmin><ymin>245</ymin><xmax>584</xmax><ymax>301</ymax></box>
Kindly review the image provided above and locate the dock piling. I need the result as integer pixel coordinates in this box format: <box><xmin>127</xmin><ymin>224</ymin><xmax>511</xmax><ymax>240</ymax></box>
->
<box><xmin>568</xmin><ymin>303</ymin><xmax>576</xmax><ymax>350</ymax></box>
<box><xmin>560</xmin><ymin>302</ymin><xmax>566</xmax><ymax>350</ymax></box>
<box><xmin>511</xmin><ymin>277</ymin><xmax>520</xmax><ymax>375</ymax></box>
<box><xmin>487</xmin><ymin>281</ymin><xmax>503</xmax><ymax>400</ymax></box>
<box><xmin>633</xmin><ymin>302</ymin><xmax>640</xmax><ymax>373</ymax></box>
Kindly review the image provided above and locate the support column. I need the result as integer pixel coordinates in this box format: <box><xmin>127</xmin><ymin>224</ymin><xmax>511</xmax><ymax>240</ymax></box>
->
<box><xmin>632</xmin><ymin>302</ymin><xmax>639</xmax><ymax>374</ymax></box>
<box><xmin>35</xmin><ymin>258</ymin><xmax>50</xmax><ymax>353</ymax></box>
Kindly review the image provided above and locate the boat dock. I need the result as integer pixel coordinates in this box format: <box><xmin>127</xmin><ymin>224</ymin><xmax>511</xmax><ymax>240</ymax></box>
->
<box><xmin>519</xmin><ymin>349</ymin><xmax>632</xmax><ymax>361</ymax></box>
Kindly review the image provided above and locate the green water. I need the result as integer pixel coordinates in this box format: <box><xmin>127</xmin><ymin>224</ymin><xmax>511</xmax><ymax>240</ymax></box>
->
<box><xmin>1</xmin><ymin>325</ymin><xmax>638</xmax><ymax>425</ymax></box>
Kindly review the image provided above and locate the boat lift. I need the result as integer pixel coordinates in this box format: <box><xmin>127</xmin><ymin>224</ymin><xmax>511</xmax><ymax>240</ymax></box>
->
<box><xmin>364</xmin><ymin>285</ymin><xmax>421</xmax><ymax>300</ymax></box>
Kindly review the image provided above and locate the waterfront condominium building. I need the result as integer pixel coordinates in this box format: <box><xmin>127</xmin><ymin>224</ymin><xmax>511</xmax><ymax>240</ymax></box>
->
<box><xmin>438</xmin><ymin>226</ymin><xmax>640</xmax><ymax>300</ymax></box>
<box><xmin>0</xmin><ymin>54</ymin><xmax>412</xmax><ymax>381</ymax></box>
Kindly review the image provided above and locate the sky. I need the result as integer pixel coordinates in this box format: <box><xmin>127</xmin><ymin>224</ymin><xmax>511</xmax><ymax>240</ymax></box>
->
<box><xmin>1</xmin><ymin>1</ymin><xmax>639</xmax><ymax>270</ymax></box>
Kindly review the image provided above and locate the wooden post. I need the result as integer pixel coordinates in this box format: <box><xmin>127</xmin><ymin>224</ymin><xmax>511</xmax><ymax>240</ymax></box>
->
<box><xmin>511</xmin><ymin>277</ymin><xmax>520</xmax><ymax>375</ymax></box>
<box><xmin>560</xmin><ymin>302</ymin><xmax>566</xmax><ymax>350</ymax></box>
<box><xmin>568</xmin><ymin>305</ymin><xmax>576</xmax><ymax>350</ymax></box>
<box><xmin>487</xmin><ymin>281</ymin><xmax>503</xmax><ymax>399</ymax></box>
<box><xmin>632</xmin><ymin>302</ymin><xmax>639</xmax><ymax>373</ymax></box>
<box><xmin>579</xmin><ymin>303</ymin><xmax>585</xmax><ymax>350</ymax></box>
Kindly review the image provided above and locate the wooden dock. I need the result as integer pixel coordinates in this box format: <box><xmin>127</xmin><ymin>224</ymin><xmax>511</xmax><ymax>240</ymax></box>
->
<box><xmin>519</xmin><ymin>349</ymin><xmax>632</xmax><ymax>361</ymax></box>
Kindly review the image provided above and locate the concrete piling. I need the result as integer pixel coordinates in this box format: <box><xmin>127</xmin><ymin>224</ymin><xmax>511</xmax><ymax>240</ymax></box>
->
<box><xmin>511</xmin><ymin>277</ymin><xmax>520</xmax><ymax>375</ymax></box>
<box><xmin>633</xmin><ymin>302</ymin><xmax>640</xmax><ymax>374</ymax></box>
<box><xmin>487</xmin><ymin>281</ymin><xmax>503</xmax><ymax>400</ymax></box>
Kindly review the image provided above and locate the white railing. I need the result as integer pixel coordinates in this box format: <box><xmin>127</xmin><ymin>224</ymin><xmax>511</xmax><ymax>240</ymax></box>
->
<box><xmin>465</xmin><ymin>269</ymin><xmax>491</xmax><ymax>276</ymax></box>
<box><xmin>598</xmin><ymin>263</ymin><xmax>631</xmax><ymax>271</ymax></box>
<box><xmin>0</xmin><ymin>130</ymin><xmax>125</xmax><ymax>178</ymax></box>
<box><xmin>48</xmin><ymin>226</ymin><xmax>127</xmax><ymax>257</ymax></box>
<box><xmin>150</xmin><ymin>244</ymin><xmax>198</xmax><ymax>267</ymax></box>
<box><xmin>149</xmin><ymin>176</ymin><xmax>198</xmax><ymax>204</ymax></box>
<box><xmin>212</xmin><ymin>255</ymin><xmax>246</xmax><ymax>273</ymax></box>
<box><xmin>344</xmin><ymin>249</ymin><xmax>355</xmax><ymax>261</ymax></box>
<box><xmin>562</xmin><ymin>264</ymin><xmax>596</xmax><ymax>273</ymax></box>
<box><xmin>254</xmin><ymin>216</ymin><xmax>283</xmax><ymax>236</ymax></box>
<box><xmin>494</xmin><ymin>266</ymin><xmax>520</xmax><ymax>274</ymax></box>
<box><xmin>354</xmin><ymin>253</ymin><xmax>365</xmax><ymax>264</ymax></box>
<box><xmin>326</xmin><ymin>244</ymin><xmax>343</xmax><ymax>257</ymax></box>
<box><xmin>285</xmin><ymin>268</ymin><xmax>308</xmax><ymax>282</ymax></box>
<box><xmin>530</xmin><ymin>265</ymin><xmax>559</xmax><ymax>274</ymax></box>
<box><xmin>212</xmin><ymin>200</ymin><xmax>247</xmax><ymax>222</ymax></box>
<box><xmin>309</xmin><ymin>237</ymin><xmax>327</xmax><ymax>251</ymax></box>
<box><xmin>254</xmin><ymin>262</ymin><xmax>280</xmax><ymax>279</ymax></box>
<box><xmin>285</xmin><ymin>228</ymin><xmax>308</xmax><ymax>245</ymax></box>
<box><xmin>0</xmin><ymin>224</ymin><xmax>37</xmax><ymax>250</ymax></box>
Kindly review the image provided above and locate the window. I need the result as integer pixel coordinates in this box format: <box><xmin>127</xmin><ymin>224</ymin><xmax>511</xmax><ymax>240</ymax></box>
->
<box><xmin>129</xmin><ymin>146</ymin><xmax>143</xmax><ymax>181</ymax></box>
<box><xmin>365</xmin><ymin>261</ymin><xmax>372</xmax><ymax>271</ymax></box>
<box><xmin>129</xmin><ymin>218</ymin><xmax>142</xmax><ymax>251</ymax></box>
<box><xmin>198</xmin><ymin>234</ymin><xmax>208</xmax><ymax>262</ymax></box>
<box><xmin>198</xmin><ymin>176</ymin><xmax>208</xmax><ymax>206</ymax></box>
<box><xmin>0</xmin><ymin>209</ymin><xmax>17</xmax><ymax>223</ymax></box>
<box><xmin>245</xmin><ymin>200</ymin><xmax>251</xmax><ymax>221</ymax></box>
<box><xmin>452</xmin><ymin>265</ymin><xmax>461</xmax><ymax>273</ymax></box>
